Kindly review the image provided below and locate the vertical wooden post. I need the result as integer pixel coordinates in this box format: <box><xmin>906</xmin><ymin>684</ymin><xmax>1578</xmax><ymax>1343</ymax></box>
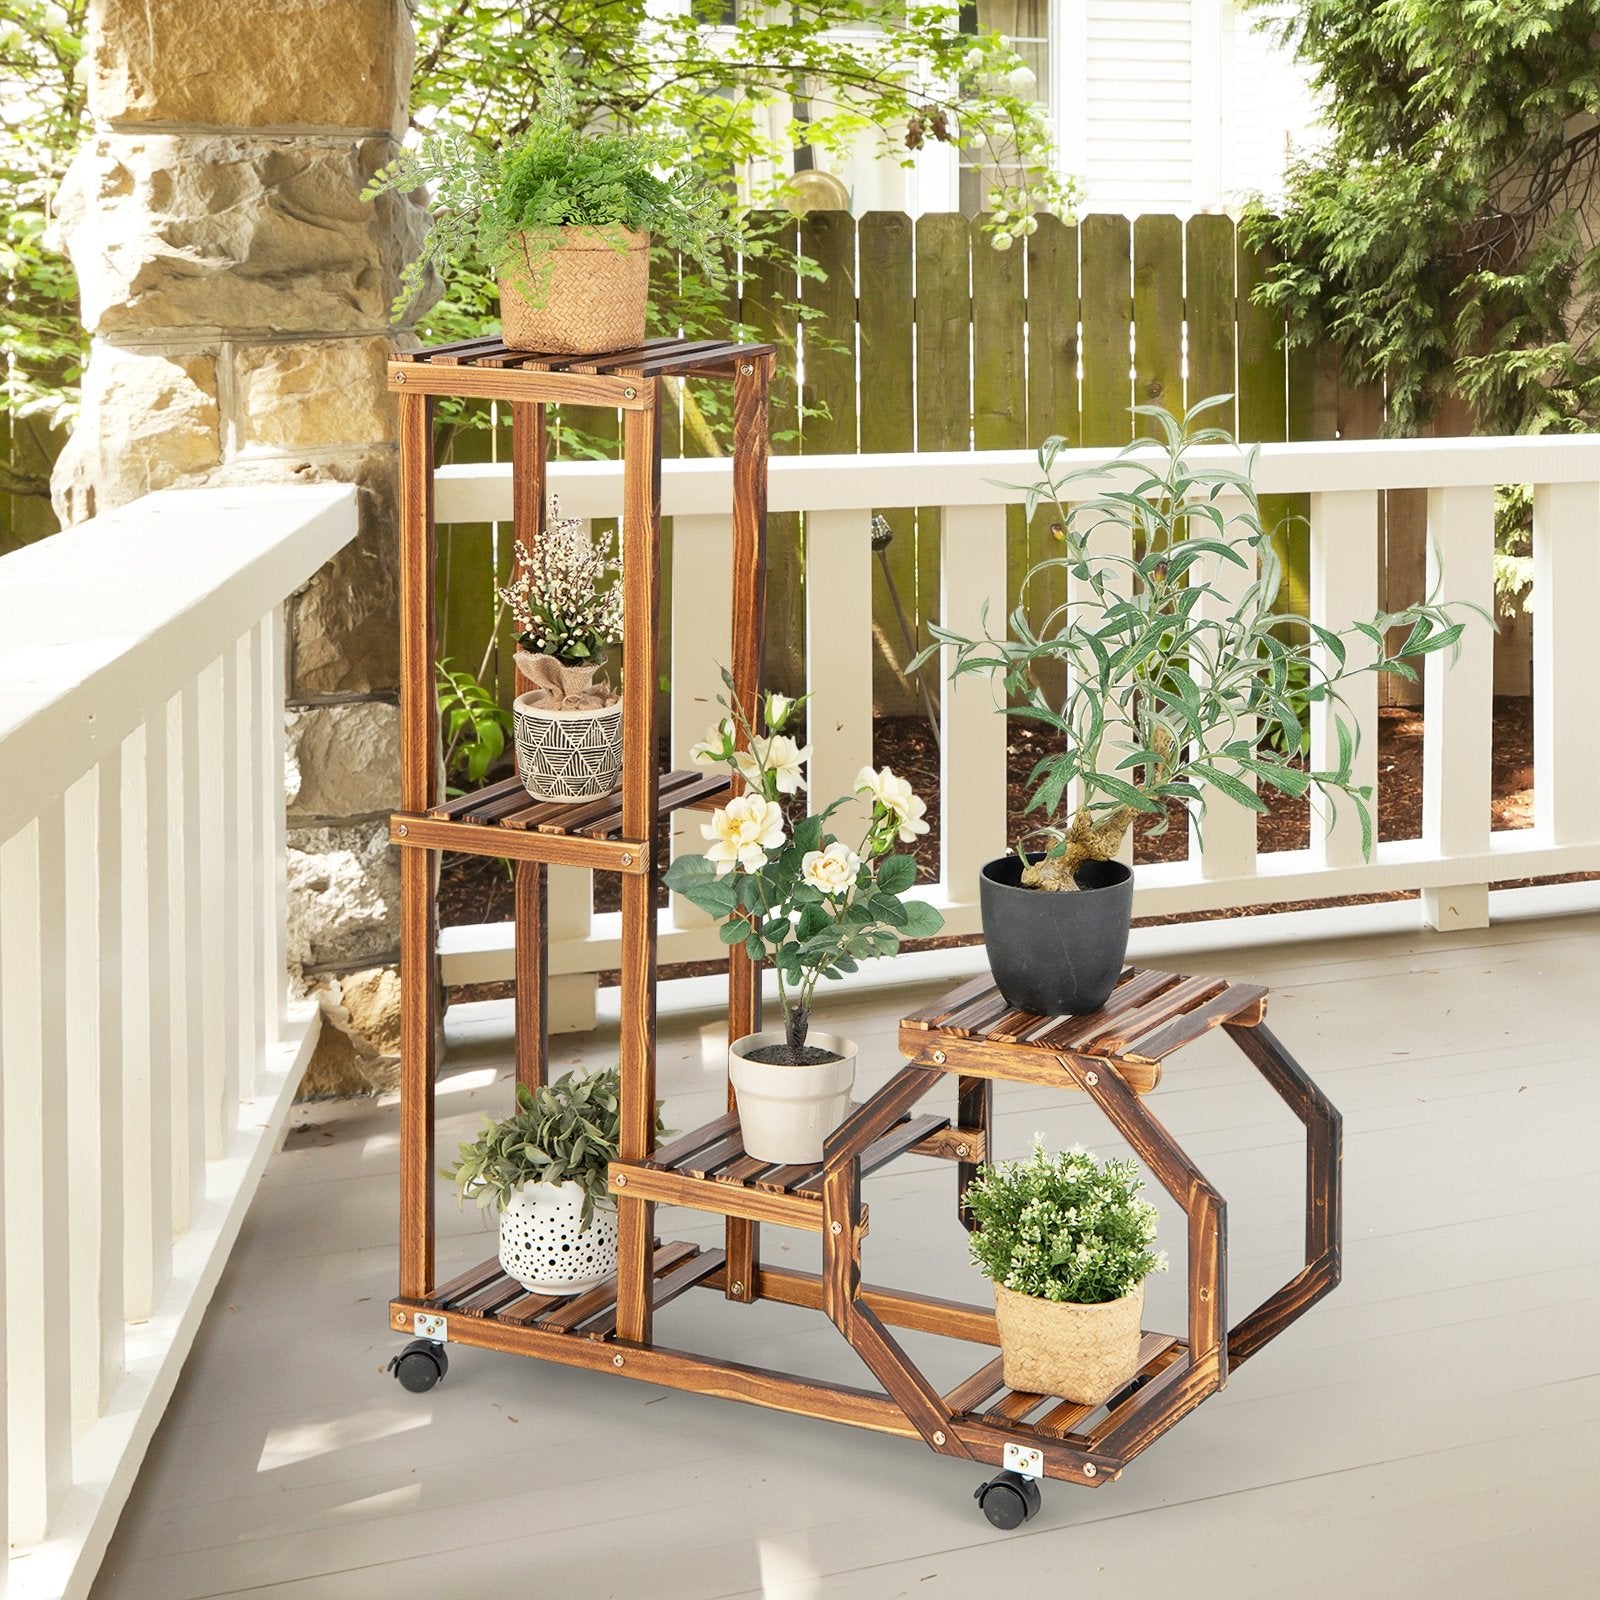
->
<box><xmin>397</xmin><ymin>391</ymin><xmax>439</xmax><ymax>1300</ymax></box>
<box><xmin>955</xmin><ymin>1075</ymin><xmax>989</xmax><ymax>1232</ymax></box>
<box><xmin>510</xmin><ymin>400</ymin><xmax>551</xmax><ymax>1092</ymax></box>
<box><xmin>726</xmin><ymin>352</ymin><xmax>770</xmax><ymax>1303</ymax></box>
<box><xmin>616</xmin><ymin>382</ymin><xmax>663</xmax><ymax>1346</ymax></box>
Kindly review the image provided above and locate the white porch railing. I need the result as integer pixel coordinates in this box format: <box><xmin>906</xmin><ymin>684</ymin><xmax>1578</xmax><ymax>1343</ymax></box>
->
<box><xmin>434</xmin><ymin>436</ymin><xmax>1600</xmax><ymax>1013</ymax></box>
<box><xmin>0</xmin><ymin>484</ymin><xmax>356</xmax><ymax>1600</ymax></box>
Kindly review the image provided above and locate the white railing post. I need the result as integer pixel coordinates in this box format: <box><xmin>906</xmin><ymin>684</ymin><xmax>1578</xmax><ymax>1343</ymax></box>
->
<box><xmin>169</xmin><ymin>684</ymin><xmax>206</xmax><ymax>1234</ymax></box>
<box><xmin>805</xmin><ymin>509</ymin><xmax>875</xmax><ymax>828</ymax></box>
<box><xmin>1193</xmin><ymin>493</ymin><xmax>1259</xmax><ymax>880</ymax></box>
<box><xmin>1</xmin><ymin>810</ymin><xmax>74</xmax><ymax>1545</ymax></box>
<box><xmin>1309</xmin><ymin>490</ymin><xmax>1381</xmax><ymax>868</ymax></box>
<box><xmin>939</xmin><ymin>505</ymin><xmax>1009</xmax><ymax>904</ymax></box>
<box><xmin>669</xmin><ymin>513</ymin><xmax>734</xmax><ymax>932</ymax></box>
<box><xmin>1421</xmin><ymin>485</ymin><xmax>1495</xmax><ymax>930</ymax></box>
<box><xmin>1532</xmin><ymin>482</ymin><xmax>1600</xmax><ymax>845</ymax></box>
<box><xmin>196</xmin><ymin>657</ymin><xmax>229</xmax><ymax>1157</ymax></box>
<box><xmin>235</xmin><ymin>629</ymin><xmax>264</xmax><ymax>1101</ymax></box>
<box><xmin>262</xmin><ymin>609</ymin><xmax>290</xmax><ymax>1050</ymax></box>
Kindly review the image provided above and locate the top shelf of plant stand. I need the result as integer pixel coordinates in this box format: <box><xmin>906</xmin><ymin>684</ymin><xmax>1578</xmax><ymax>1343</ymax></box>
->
<box><xmin>388</xmin><ymin>333</ymin><xmax>776</xmax><ymax>404</ymax></box>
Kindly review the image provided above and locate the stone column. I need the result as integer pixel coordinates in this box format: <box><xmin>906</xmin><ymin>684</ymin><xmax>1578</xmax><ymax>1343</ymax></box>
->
<box><xmin>53</xmin><ymin>0</ymin><xmax>431</xmax><ymax>1093</ymax></box>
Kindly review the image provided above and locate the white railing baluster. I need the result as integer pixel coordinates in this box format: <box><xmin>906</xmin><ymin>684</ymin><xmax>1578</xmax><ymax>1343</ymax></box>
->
<box><xmin>1421</xmin><ymin>485</ymin><xmax>1496</xmax><ymax>930</ymax></box>
<box><xmin>262</xmin><ymin>607</ymin><xmax>290</xmax><ymax>1048</ymax></box>
<box><xmin>196</xmin><ymin>658</ymin><xmax>229</xmax><ymax>1158</ymax></box>
<box><xmin>669</xmin><ymin>513</ymin><xmax>734</xmax><ymax>932</ymax></box>
<box><xmin>218</xmin><ymin>644</ymin><xmax>243</xmax><ymax>1127</ymax></box>
<box><xmin>1194</xmin><ymin>493</ymin><xmax>1260</xmax><ymax>880</ymax></box>
<box><xmin>1</xmin><ymin>809</ymin><xmax>73</xmax><ymax>1545</ymax></box>
<box><xmin>1309</xmin><ymin>490</ymin><xmax>1381</xmax><ymax>868</ymax></box>
<box><xmin>234</xmin><ymin>630</ymin><xmax>263</xmax><ymax>1101</ymax></box>
<box><xmin>1532</xmin><ymin>483</ymin><xmax>1600</xmax><ymax>845</ymax></box>
<box><xmin>168</xmin><ymin>687</ymin><xmax>202</xmax><ymax>1234</ymax></box>
<box><xmin>805</xmin><ymin>509</ymin><xmax>875</xmax><ymax>829</ymax></box>
<box><xmin>939</xmin><ymin>505</ymin><xmax>1009</xmax><ymax>904</ymax></box>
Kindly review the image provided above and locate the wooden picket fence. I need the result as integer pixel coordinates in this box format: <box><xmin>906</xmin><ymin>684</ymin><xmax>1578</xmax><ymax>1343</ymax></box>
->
<box><xmin>434</xmin><ymin>210</ymin><xmax>1392</xmax><ymax>714</ymax></box>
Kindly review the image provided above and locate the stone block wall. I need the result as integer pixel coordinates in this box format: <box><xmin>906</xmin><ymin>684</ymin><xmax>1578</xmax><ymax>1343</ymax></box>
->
<box><xmin>54</xmin><ymin>0</ymin><xmax>431</xmax><ymax>1092</ymax></box>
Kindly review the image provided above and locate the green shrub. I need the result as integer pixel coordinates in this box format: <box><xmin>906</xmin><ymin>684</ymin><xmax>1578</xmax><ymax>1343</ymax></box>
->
<box><xmin>965</xmin><ymin>1143</ymin><xmax>1165</xmax><ymax>1305</ymax></box>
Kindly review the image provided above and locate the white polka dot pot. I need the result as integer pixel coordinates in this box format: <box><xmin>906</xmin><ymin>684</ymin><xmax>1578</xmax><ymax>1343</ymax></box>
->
<box><xmin>513</xmin><ymin>695</ymin><xmax>624</xmax><ymax>803</ymax></box>
<box><xmin>497</xmin><ymin>1181</ymin><xmax>619</xmax><ymax>1295</ymax></box>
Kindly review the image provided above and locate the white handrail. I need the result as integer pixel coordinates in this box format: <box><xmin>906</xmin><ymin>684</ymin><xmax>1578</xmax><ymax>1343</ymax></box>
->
<box><xmin>430</xmin><ymin>438</ymin><xmax>1600</xmax><ymax>1008</ymax></box>
<box><xmin>0</xmin><ymin>484</ymin><xmax>356</xmax><ymax>1599</ymax></box>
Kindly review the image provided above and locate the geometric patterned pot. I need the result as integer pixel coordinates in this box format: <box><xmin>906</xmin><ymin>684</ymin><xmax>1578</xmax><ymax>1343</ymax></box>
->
<box><xmin>512</xmin><ymin>694</ymin><xmax>624</xmax><ymax>803</ymax></box>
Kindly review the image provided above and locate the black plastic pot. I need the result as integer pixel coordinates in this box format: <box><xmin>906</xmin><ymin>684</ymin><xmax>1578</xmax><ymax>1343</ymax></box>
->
<box><xmin>978</xmin><ymin>854</ymin><xmax>1134</xmax><ymax>1017</ymax></box>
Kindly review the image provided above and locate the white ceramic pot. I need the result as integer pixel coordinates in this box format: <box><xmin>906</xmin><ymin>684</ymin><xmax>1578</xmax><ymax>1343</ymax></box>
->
<box><xmin>512</xmin><ymin>693</ymin><xmax>624</xmax><ymax>803</ymax></box>
<box><xmin>728</xmin><ymin>1030</ymin><xmax>857</xmax><ymax>1165</ymax></box>
<box><xmin>497</xmin><ymin>1180</ymin><xmax>618</xmax><ymax>1294</ymax></box>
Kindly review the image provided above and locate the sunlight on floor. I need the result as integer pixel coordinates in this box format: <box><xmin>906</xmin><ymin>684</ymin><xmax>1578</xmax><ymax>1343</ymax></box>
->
<box><xmin>257</xmin><ymin>1410</ymin><xmax>429</xmax><ymax>1473</ymax></box>
<box><xmin>758</xmin><ymin>1532</ymin><xmax>822</xmax><ymax>1599</ymax></box>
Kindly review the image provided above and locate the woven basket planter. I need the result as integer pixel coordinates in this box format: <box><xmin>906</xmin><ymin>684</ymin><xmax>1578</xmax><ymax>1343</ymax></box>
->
<box><xmin>513</xmin><ymin>694</ymin><xmax>624</xmax><ymax>802</ymax></box>
<box><xmin>499</xmin><ymin>225</ymin><xmax>650</xmax><ymax>356</ymax></box>
<box><xmin>993</xmin><ymin>1280</ymin><xmax>1145</xmax><ymax>1405</ymax></box>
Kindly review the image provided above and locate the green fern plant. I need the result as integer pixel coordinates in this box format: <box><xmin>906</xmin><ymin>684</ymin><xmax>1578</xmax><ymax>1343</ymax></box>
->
<box><xmin>437</xmin><ymin>658</ymin><xmax>511</xmax><ymax>796</ymax></box>
<box><xmin>363</xmin><ymin>52</ymin><xmax>738</xmax><ymax>318</ymax></box>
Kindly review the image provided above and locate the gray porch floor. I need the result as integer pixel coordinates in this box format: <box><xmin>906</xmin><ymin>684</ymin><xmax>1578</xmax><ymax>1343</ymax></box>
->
<box><xmin>91</xmin><ymin>908</ymin><xmax>1600</xmax><ymax>1599</ymax></box>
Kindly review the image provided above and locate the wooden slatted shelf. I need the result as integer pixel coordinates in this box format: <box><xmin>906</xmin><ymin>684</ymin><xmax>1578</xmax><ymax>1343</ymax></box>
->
<box><xmin>423</xmin><ymin>1242</ymin><xmax>724</xmax><ymax>1342</ymax></box>
<box><xmin>943</xmin><ymin>1333</ymin><xmax>1186</xmax><ymax>1445</ymax></box>
<box><xmin>899</xmin><ymin>965</ymin><xmax>1270</xmax><ymax>1088</ymax></box>
<box><xmin>390</xmin><ymin>767</ymin><xmax>730</xmax><ymax>872</ymax></box>
<box><xmin>607</xmin><ymin>1104</ymin><xmax>962</xmax><ymax>1230</ymax></box>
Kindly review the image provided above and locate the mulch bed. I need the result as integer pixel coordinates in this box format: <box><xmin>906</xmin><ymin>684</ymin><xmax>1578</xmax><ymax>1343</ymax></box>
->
<box><xmin>441</xmin><ymin>696</ymin><xmax>1578</xmax><ymax>1000</ymax></box>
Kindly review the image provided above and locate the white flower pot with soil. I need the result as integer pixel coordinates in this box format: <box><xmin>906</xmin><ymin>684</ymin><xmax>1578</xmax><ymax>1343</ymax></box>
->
<box><xmin>497</xmin><ymin>1180</ymin><xmax>619</xmax><ymax>1294</ymax></box>
<box><xmin>992</xmin><ymin>1279</ymin><xmax>1145</xmax><ymax>1406</ymax></box>
<box><xmin>728</xmin><ymin>1030</ymin><xmax>857</xmax><ymax>1164</ymax></box>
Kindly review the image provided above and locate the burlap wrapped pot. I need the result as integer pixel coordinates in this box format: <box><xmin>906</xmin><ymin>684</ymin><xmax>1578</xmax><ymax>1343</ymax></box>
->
<box><xmin>992</xmin><ymin>1279</ymin><xmax>1145</xmax><ymax>1405</ymax></box>
<box><xmin>498</xmin><ymin>225</ymin><xmax>650</xmax><ymax>356</ymax></box>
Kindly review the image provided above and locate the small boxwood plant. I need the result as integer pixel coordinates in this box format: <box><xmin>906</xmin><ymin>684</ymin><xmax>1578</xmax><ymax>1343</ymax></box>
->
<box><xmin>443</xmin><ymin>1068</ymin><xmax>664</xmax><ymax>1229</ymax></box>
<box><xmin>965</xmin><ymin>1143</ymin><xmax>1166</xmax><ymax>1305</ymax></box>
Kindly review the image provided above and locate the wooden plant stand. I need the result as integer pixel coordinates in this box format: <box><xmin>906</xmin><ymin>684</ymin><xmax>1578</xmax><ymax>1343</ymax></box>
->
<box><xmin>384</xmin><ymin>336</ymin><xmax>1343</xmax><ymax>1521</ymax></box>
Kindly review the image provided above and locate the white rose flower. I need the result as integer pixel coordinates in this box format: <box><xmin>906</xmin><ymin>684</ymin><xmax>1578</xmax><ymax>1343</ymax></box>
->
<box><xmin>765</xmin><ymin>691</ymin><xmax>795</xmax><ymax>729</ymax></box>
<box><xmin>855</xmin><ymin>765</ymin><xmax>931</xmax><ymax>843</ymax></box>
<box><xmin>702</xmin><ymin>794</ymin><xmax>786</xmax><ymax>876</ymax></box>
<box><xmin>888</xmin><ymin>788</ymin><xmax>930</xmax><ymax>843</ymax></box>
<box><xmin>801</xmin><ymin>840</ymin><xmax>861</xmax><ymax>898</ymax></box>
<box><xmin>736</xmin><ymin>733</ymin><xmax>810</xmax><ymax>795</ymax></box>
<box><xmin>690</xmin><ymin>718</ymin><xmax>734</xmax><ymax>770</ymax></box>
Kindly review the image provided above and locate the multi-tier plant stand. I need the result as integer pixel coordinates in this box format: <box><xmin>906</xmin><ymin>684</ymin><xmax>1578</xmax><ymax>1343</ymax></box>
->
<box><xmin>383</xmin><ymin>335</ymin><xmax>1343</xmax><ymax>1525</ymax></box>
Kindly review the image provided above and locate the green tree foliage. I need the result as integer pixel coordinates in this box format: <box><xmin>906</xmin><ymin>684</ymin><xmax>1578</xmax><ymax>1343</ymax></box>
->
<box><xmin>1242</xmin><ymin>0</ymin><xmax>1600</xmax><ymax>436</ymax></box>
<box><xmin>1</xmin><ymin>1</ymin><xmax>88</xmax><ymax>516</ymax></box>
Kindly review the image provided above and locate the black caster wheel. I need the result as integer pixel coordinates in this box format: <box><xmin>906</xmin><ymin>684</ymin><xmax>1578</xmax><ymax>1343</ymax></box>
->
<box><xmin>974</xmin><ymin>1469</ymin><xmax>1042</xmax><ymax>1529</ymax></box>
<box><xmin>387</xmin><ymin>1338</ymin><xmax>448</xmax><ymax>1393</ymax></box>
<box><xmin>1105</xmin><ymin>1371</ymin><xmax>1152</xmax><ymax>1411</ymax></box>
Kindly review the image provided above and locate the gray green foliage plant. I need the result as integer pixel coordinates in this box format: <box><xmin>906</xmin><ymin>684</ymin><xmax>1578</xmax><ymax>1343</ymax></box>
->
<box><xmin>917</xmin><ymin>402</ymin><xmax>1484</xmax><ymax>889</ymax></box>
<box><xmin>966</xmin><ymin>1143</ymin><xmax>1166</xmax><ymax>1306</ymax></box>
<box><xmin>1241</xmin><ymin>0</ymin><xmax>1600</xmax><ymax>438</ymax></box>
<box><xmin>443</xmin><ymin>1069</ymin><xmax>665</xmax><ymax>1228</ymax></box>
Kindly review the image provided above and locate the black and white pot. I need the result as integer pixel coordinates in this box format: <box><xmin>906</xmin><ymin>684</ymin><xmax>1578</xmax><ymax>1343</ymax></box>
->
<box><xmin>728</xmin><ymin>1030</ymin><xmax>857</xmax><ymax>1164</ymax></box>
<box><xmin>512</xmin><ymin>694</ymin><xmax>624</xmax><ymax>802</ymax></box>
<box><xmin>979</xmin><ymin>854</ymin><xmax>1134</xmax><ymax>1017</ymax></box>
<box><xmin>498</xmin><ymin>1180</ymin><xmax>618</xmax><ymax>1294</ymax></box>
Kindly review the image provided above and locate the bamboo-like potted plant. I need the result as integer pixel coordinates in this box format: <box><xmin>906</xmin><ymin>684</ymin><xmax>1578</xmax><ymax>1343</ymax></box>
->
<box><xmin>917</xmin><ymin>400</ymin><xmax>1483</xmax><ymax>1016</ymax></box>
<box><xmin>498</xmin><ymin>502</ymin><xmax>625</xmax><ymax>801</ymax></box>
<box><xmin>445</xmin><ymin>1068</ymin><xmax>664</xmax><ymax>1295</ymax></box>
<box><xmin>363</xmin><ymin>54</ymin><xmax>738</xmax><ymax>355</ymax></box>
<box><xmin>664</xmin><ymin>680</ymin><xmax>944</xmax><ymax>1162</ymax></box>
<box><xmin>966</xmin><ymin>1143</ymin><xmax>1166</xmax><ymax>1405</ymax></box>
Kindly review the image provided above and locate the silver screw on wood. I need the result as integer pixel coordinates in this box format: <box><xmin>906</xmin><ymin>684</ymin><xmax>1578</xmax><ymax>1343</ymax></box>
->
<box><xmin>613</xmin><ymin>1354</ymin><xmax>625</xmax><ymax>1367</ymax></box>
<box><xmin>396</xmin><ymin>824</ymin><xmax>408</xmax><ymax>837</ymax></box>
<box><xmin>830</xmin><ymin>1221</ymin><xmax>842</xmax><ymax>1235</ymax></box>
<box><xmin>1083</xmin><ymin>1464</ymin><xmax>1097</xmax><ymax>1478</ymax></box>
<box><xmin>620</xmin><ymin>853</ymin><xmax>633</xmax><ymax>865</ymax></box>
<box><xmin>741</xmin><ymin>363</ymin><xmax>754</xmax><ymax>374</ymax></box>
<box><xmin>614</xmin><ymin>1174</ymin><xmax>627</xmax><ymax>1187</ymax></box>
<box><xmin>932</xmin><ymin>1430</ymin><xmax>946</xmax><ymax>1446</ymax></box>
<box><xmin>731</xmin><ymin>1280</ymin><xmax>744</xmax><ymax>1296</ymax></box>
<box><xmin>624</xmin><ymin>387</ymin><xmax>637</xmax><ymax>399</ymax></box>
<box><xmin>955</xmin><ymin>1143</ymin><xmax>970</xmax><ymax>1158</ymax></box>
<box><xmin>393</xmin><ymin>370</ymin><xmax>406</xmax><ymax>383</ymax></box>
<box><xmin>931</xmin><ymin>1049</ymin><xmax>946</xmax><ymax>1064</ymax></box>
<box><xmin>1085</xmin><ymin>1070</ymin><xmax>1099</xmax><ymax>1086</ymax></box>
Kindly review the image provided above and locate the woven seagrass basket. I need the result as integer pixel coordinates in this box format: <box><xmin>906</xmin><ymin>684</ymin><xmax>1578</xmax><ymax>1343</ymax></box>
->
<box><xmin>993</xmin><ymin>1280</ymin><xmax>1145</xmax><ymax>1405</ymax></box>
<box><xmin>498</xmin><ymin>225</ymin><xmax>650</xmax><ymax>356</ymax></box>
